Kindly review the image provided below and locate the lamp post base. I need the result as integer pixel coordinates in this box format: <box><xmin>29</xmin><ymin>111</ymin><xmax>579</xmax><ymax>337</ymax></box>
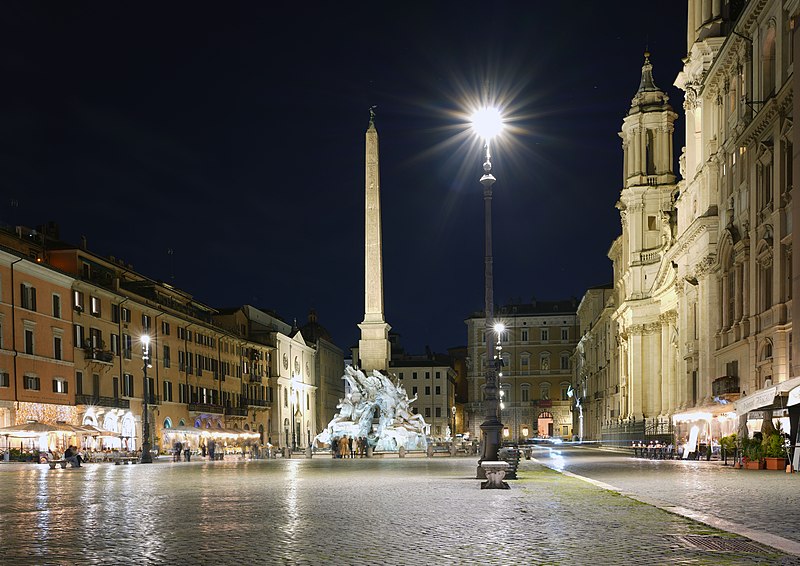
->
<box><xmin>476</xmin><ymin>419</ymin><xmax>503</xmax><ymax>479</ymax></box>
<box><xmin>140</xmin><ymin>441</ymin><xmax>153</xmax><ymax>464</ymax></box>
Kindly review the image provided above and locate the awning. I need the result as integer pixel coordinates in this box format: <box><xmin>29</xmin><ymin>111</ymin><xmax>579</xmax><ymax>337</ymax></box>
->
<box><xmin>672</xmin><ymin>403</ymin><xmax>737</xmax><ymax>423</ymax></box>
<box><xmin>735</xmin><ymin>375</ymin><xmax>800</xmax><ymax>414</ymax></box>
<box><xmin>788</xmin><ymin>385</ymin><xmax>800</xmax><ymax>407</ymax></box>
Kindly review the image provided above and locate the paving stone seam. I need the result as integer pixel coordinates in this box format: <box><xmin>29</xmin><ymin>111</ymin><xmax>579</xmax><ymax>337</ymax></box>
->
<box><xmin>532</xmin><ymin>457</ymin><xmax>800</xmax><ymax>559</ymax></box>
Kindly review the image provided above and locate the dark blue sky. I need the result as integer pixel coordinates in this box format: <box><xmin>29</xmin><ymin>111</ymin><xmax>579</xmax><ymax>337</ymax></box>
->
<box><xmin>1</xmin><ymin>2</ymin><xmax>687</xmax><ymax>354</ymax></box>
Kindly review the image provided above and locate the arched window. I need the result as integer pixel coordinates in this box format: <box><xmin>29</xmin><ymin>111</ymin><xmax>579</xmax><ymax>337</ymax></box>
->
<box><xmin>560</xmin><ymin>382</ymin><xmax>571</xmax><ymax>401</ymax></box>
<box><xmin>163</xmin><ymin>417</ymin><xmax>172</xmax><ymax>429</ymax></box>
<box><xmin>540</xmin><ymin>382</ymin><xmax>551</xmax><ymax>400</ymax></box>
<box><xmin>520</xmin><ymin>353</ymin><xmax>530</xmax><ymax>370</ymax></box>
<box><xmin>757</xmin><ymin>240</ymin><xmax>773</xmax><ymax>313</ymax></box>
<box><xmin>560</xmin><ymin>352</ymin><xmax>570</xmax><ymax>370</ymax></box>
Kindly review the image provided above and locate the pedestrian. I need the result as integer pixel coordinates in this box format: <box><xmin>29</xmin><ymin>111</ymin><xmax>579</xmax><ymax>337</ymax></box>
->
<box><xmin>348</xmin><ymin>435</ymin><xmax>355</xmax><ymax>458</ymax></box>
<box><xmin>184</xmin><ymin>445</ymin><xmax>191</xmax><ymax>462</ymax></box>
<box><xmin>338</xmin><ymin>435</ymin><xmax>348</xmax><ymax>459</ymax></box>
<box><xmin>173</xmin><ymin>440</ymin><xmax>182</xmax><ymax>462</ymax></box>
<box><xmin>208</xmin><ymin>439</ymin><xmax>216</xmax><ymax>460</ymax></box>
<box><xmin>64</xmin><ymin>445</ymin><xmax>83</xmax><ymax>467</ymax></box>
<box><xmin>331</xmin><ymin>438</ymin><xmax>338</xmax><ymax>459</ymax></box>
<box><xmin>201</xmin><ymin>441</ymin><xmax>207</xmax><ymax>458</ymax></box>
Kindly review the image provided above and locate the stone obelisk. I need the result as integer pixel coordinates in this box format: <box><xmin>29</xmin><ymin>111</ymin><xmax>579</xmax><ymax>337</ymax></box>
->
<box><xmin>358</xmin><ymin>108</ymin><xmax>391</xmax><ymax>372</ymax></box>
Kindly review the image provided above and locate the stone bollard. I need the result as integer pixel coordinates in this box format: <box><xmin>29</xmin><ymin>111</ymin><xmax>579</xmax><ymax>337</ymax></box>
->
<box><xmin>480</xmin><ymin>461</ymin><xmax>510</xmax><ymax>490</ymax></box>
<box><xmin>450</xmin><ymin>443</ymin><xmax>457</xmax><ymax>457</ymax></box>
<box><xmin>399</xmin><ymin>446</ymin><xmax>406</xmax><ymax>458</ymax></box>
<box><xmin>426</xmin><ymin>444</ymin><xmax>434</xmax><ymax>458</ymax></box>
<box><xmin>367</xmin><ymin>446</ymin><xmax>373</xmax><ymax>458</ymax></box>
<box><xmin>305</xmin><ymin>446</ymin><xmax>312</xmax><ymax>458</ymax></box>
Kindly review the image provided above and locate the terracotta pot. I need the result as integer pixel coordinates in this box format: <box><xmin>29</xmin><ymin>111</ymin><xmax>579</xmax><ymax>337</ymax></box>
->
<box><xmin>764</xmin><ymin>457</ymin><xmax>788</xmax><ymax>471</ymax></box>
<box><xmin>744</xmin><ymin>460</ymin><xmax>764</xmax><ymax>470</ymax></box>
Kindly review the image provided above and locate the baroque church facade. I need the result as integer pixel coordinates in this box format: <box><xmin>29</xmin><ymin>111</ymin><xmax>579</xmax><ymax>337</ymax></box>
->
<box><xmin>575</xmin><ymin>0</ymin><xmax>800</xmax><ymax>445</ymax></box>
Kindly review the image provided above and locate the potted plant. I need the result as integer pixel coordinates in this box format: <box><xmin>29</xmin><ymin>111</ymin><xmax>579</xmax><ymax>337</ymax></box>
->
<box><xmin>742</xmin><ymin>437</ymin><xmax>765</xmax><ymax>470</ymax></box>
<box><xmin>720</xmin><ymin>434</ymin><xmax>737</xmax><ymax>465</ymax></box>
<box><xmin>762</xmin><ymin>432</ymin><xmax>788</xmax><ymax>470</ymax></box>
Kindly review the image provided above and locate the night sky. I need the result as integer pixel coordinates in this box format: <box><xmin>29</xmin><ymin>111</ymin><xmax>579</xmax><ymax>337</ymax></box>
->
<box><xmin>1</xmin><ymin>2</ymin><xmax>687</xmax><ymax>354</ymax></box>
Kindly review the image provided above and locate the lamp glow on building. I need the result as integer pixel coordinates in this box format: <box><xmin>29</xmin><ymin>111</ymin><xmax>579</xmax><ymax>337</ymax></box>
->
<box><xmin>471</xmin><ymin>105</ymin><xmax>505</xmax><ymax>478</ymax></box>
<box><xmin>140</xmin><ymin>335</ymin><xmax>153</xmax><ymax>463</ymax></box>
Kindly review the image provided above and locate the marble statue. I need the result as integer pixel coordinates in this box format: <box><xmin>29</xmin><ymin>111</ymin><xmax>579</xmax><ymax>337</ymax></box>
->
<box><xmin>314</xmin><ymin>366</ymin><xmax>428</xmax><ymax>451</ymax></box>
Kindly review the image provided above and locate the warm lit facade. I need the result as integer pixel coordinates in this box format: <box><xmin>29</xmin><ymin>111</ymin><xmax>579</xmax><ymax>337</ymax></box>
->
<box><xmin>0</xmin><ymin>247</ymin><xmax>76</xmax><ymax>430</ymax></box>
<box><xmin>466</xmin><ymin>301</ymin><xmax>579</xmax><ymax>442</ymax></box>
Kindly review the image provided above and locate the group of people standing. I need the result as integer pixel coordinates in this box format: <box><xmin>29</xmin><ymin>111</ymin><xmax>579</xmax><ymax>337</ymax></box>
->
<box><xmin>331</xmin><ymin>435</ymin><xmax>368</xmax><ymax>458</ymax></box>
<box><xmin>172</xmin><ymin>439</ymin><xmax>217</xmax><ymax>462</ymax></box>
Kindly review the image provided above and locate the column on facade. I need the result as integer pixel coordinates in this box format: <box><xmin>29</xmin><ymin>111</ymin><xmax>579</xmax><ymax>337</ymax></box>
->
<box><xmin>720</xmin><ymin>272</ymin><xmax>728</xmax><ymax>329</ymax></box>
<box><xmin>734</xmin><ymin>262</ymin><xmax>744</xmax><ymax>324</ymax></box>
<box><xmin>701</xmin><ymin>0</ymin><xmax>711</xmax><ymax>24</ymax></box>
<box><xmin>697</xmin><ymin>271</ymin><xmax>719</xmax><ymax>404</ymax></box>
<box><xmin>660</xmin><ymin>314</ymin><xmax>674</xmax><ymax>417</ymax></box>
<box><xmin>629</xmin><ymin>330</ymin><xmax>644</xmax><ymax>419</ymax></box>
<box><xmin>646</xmin><ymin>324</ymin><xmax>662</xmax><ymax>419</ymax></box>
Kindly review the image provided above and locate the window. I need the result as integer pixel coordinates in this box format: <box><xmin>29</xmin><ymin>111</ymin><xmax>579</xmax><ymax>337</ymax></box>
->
<box><xmin>0</xmin><ymin>372</ymin><xmax>9</xmax><ymax>387</ymax></box>
<box><xmin>52</xmin><ymin>294</ymin><xmax>61</xmax><ymax>318</ymax></box>
<box><xmin>560</xmin><ymin>353</ymin><xmax>570</xmax><ymax>370</ymax></box>
<box><xmin>435</xmin><ymin>371</ymin><xmax>441</xmax><ymax>379</ymax></box>
<box><xmin>121</xmin><ymin>307</ymin><xmax>131</xmax><ymax>323</ymax></box>
<box><xmin>561</xmin><ymin>383</ymin><xmax>570</xmax><ymax>401</ymax></box>
<box><xmin>412</xmin><ymin>386</ymin><xmax>418</xmax><ymax>396</ymax></box>
<box><xmin>521</xmin><ymin>354</ymin><xmax>530</xmax><ymax>369</ymax></box>
<box><xmin>540</xmin><ymin>383</ymin><xmax>550</xmax><ymax>400</ymax></box>
<box><xmin>111</xmin><ymin>304</ymin><xmax>120</xmax><ymax>323</ymax></box>
<box><xmin>163</xmin><ymin>381</ymin><xmax>173</xmax><ymax>402</ymax></box>
<box><xmin>521</xmin><ymin>329</ymin><xmax>529</xmax><ymax>342</ymax></box>
<box><xmin>425</xmin><ymin>371</ymin><xmax>430</xmax><ymax>379</ymax></box>
<box><xmin>24</xmin><ymin>375</ymin><xmax>40</xmax><ymax>390</ymax></box>
<box><xmin>425</xmin><ymin>386</ymin><xmax>431</xmax><ymax>395</ymax></box>
<box><xmin>412</xmin><ymin>372</ymin><xmax>418</xmax><ymax>380</ymax></box>
<box><xmin>435</xmin><ymin>407</ymin><xmax>441</xmax><ymax>418</ymax></box>
<box><xmin>122</xmin><ymin>373</ymin><xmax>134</xmax><ymax>397</ymax></box>
<box><xmin>521</xmin><ymin>386</ymin><xmax>530</xmax><ymax>402</ymax></box>
<box><xmin>123</xmin><ymin>334</ymin><xmax>132</xmax><ymax>359</ymax></box>
<box><xmin>541</xmin><ymin>329</ymin><xmax>549</xmax><ymax>341</ymax></box>
<box><xmin>163</xmin><ymin>345</ymin><xmax>171</xmax><ymax>368</ymax></box>
<box><xmin>561</xmin><ymin>328</ymin><xmax>568</xmax><ymax>341</ymax></box>
<box><xmin>178</xmin><ymin>327</ymin><xmax>185</xmax><ymax>339</ymax></box>
<box><xmin>398</xmin><ymin>372</ymin><xmax>404</xmax><ymax>380</ymax></box>
<box><xmin>435</xmin><ymin>386</ymin><xmax>441</xmax><ymax>395</ymax></box>
<box><xmin>76</xmin><ymin>371</ymin><xmax>83</xmax><ymax>395</ymax></box>
<box><xmin>111</xmin><ymin>334</ymin><xmax>119</xmax><ymax>356</ymax></box>
<box><xmin>162</xmin><ymin>321</ymin><xmax>170</xmax><ymax>335</ymax></box>
<box><xmin>20</xmin><ymin>284</ymin><xmax>37</xmax><ymax>311</ymax></box>
<box><xmin>425</xmin><ymin>407</ymin><xmax>431</xmax><ymax>418</ymax></box>
<box><xmin>52</xmin><ymin>378</ymin><xmax>68</xmax><ymax>394</ymax></box>
<box><xmin>142</xmin><ymin>314</ymin><xmax>151</xmax><ymax>331</ymax></box>
<box><xmin>53</xmin><ymin>336</ymin><xmax>62</xmax><ymax>360</ymax></box>
<box><xmin>90</xmin><ymin>296</ymin><xmax>101</xmax><ymax>317</ymax></box>
<box><xmin>24</xmin><ymin>329</ymin><xmax>34</xmax><ymax>355</ymax></box>
<box><xmin>73</xmin><ymin>290</ymin><xmax>84</xmax><ymax>312</ymax></box>
<box><xmin>540</xmin><ymin>353</ymin><xmax>551</xmax><ymax>371</ymax></box>
<box><xmin>284</xmin><ymin>387</ymin><xmax>288</xmax><ymax>407</ymax></box>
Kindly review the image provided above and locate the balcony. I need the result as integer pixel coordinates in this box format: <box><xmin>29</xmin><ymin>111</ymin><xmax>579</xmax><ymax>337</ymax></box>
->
<box><xmin>84</xmin><ymin>348</ymin><xmax>114</xmax><ymax>363</ymax></box>
<box><xmin>143</xmin><ymin>394</ymin><xmax>161</xmax><ymax>405</ymax></box>
<box><xmin>242</xmin><ymin>398</ymin><xmax>270</xmax><ymax>408</ymax></box>
<box><xmin>75</xmin><ymin>395</ymin><xmax>130</xmax><ymax>409</ymax></box>
<box><xmin>712</xmin><ymin>375</ymin><xmax>740</xmax><ymax>397</ymax></box>
<box><xmin>188</xmin><ymin>402</ymin><xmax>224</xmax><ymax>414</ymax></box>
<box><xmin>225</xmin><ymin>406</ymin><xmax>248</xmax><ymax>417</ymax></box>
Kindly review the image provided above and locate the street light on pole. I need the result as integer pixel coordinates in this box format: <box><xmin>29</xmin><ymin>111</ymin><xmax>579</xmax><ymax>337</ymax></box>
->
<box><xmin>140</xmin><ymin>334</ymin><xmax>153</xmax><ymax>464</ymax></box>
<box><xmin>471</xmin><ymin>106</ymin><xmax>505</xmax><ymax>478</ymax></box>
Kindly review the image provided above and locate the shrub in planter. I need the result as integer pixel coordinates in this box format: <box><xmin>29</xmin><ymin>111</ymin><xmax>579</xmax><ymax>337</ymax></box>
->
<box><xmin>763</xmin><ymin>433</ymin><xmax>788</xmax><ymax>470</ymax></box>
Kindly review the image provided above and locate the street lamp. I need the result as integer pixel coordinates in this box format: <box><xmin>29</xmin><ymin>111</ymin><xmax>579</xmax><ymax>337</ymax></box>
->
<box><xmin>472</xmin><ymin>106</ymin><xmax>505</xmax><ymax>478</ymax></box>
<box><xmin>140</xmin><ymin>335</ymin><xmax>153</xmax><ymax>463</ymax></box>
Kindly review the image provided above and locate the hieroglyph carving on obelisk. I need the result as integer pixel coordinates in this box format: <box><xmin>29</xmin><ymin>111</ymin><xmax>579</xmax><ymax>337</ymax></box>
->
<box><xmin>358</xmin><ymin>108</ymin><xmax>391</xmax><ymax>372</ymax></box>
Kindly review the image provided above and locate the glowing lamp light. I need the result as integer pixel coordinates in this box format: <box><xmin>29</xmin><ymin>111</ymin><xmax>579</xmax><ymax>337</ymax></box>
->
<box><xmin>471</xmin><ymin>107</ymin><xmax>504</xmax><ymax>141</ymax></box>
<box><xmin>141</xmin><ymin>335</ymin><xmax>150</xmax><ymax>347</ymax></box>
<box><xmin>522</xmin><ymin>427</ymin><xmax>529</xmax><ymax>437</ymax></box>
<box><xmin>493</xmin><ymin>322</ymin><xmax>505</xmax><ymax>334</ymax></box>
<box><xmin>502</xmin><ymin>428</ymin><xmax>510</xmax><ymax>438</ymax></box>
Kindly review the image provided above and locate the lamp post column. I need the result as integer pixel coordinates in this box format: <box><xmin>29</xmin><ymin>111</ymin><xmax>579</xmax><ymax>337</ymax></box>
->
<box><xmin>477</xmin><ymin>141</ymin><xmax>503</xmax><ymax>478</ymax></box>
<box><xmin>141</xmin><ymin>336</ymin><xmax>153</xmax><ymax>464</ymax></box>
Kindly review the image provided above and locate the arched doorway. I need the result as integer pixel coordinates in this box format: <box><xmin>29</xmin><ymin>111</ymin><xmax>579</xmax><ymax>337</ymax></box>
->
<box><xmin>538</xmin><ymin>411</ymin><xmax>554</xmax><ymax>438</ymax></box>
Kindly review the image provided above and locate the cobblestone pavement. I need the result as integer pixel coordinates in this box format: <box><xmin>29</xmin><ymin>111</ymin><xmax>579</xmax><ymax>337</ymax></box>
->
<box><xmin>534</xmin><ymin>445</ymin><xmax>800</xmax><ymax>550</ymax></box>
<box><xmin>0</xmin><ymin>457</ymin><xmax>795</xmax><ymax>565</ymax></box>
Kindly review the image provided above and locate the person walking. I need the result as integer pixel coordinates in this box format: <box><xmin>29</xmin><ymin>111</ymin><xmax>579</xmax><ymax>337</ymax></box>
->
<box><xmin>348</xmin><ymin>436</ymin><xmax>355</xmax><ymax>458</ymax></box>
<box><xmin>173</xmin><ymin>441</ymin><xmax>182</xmax><ymax>462</ymax></box>
<box><xmin>338</xmin><ymin>435</ymin><xmax>348</xmax><ymax>459</ymax></box>
<box><xmin>331</xmin><ymin>438</ymin><xmax>338</xmax><ymax>459</ymax></box>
